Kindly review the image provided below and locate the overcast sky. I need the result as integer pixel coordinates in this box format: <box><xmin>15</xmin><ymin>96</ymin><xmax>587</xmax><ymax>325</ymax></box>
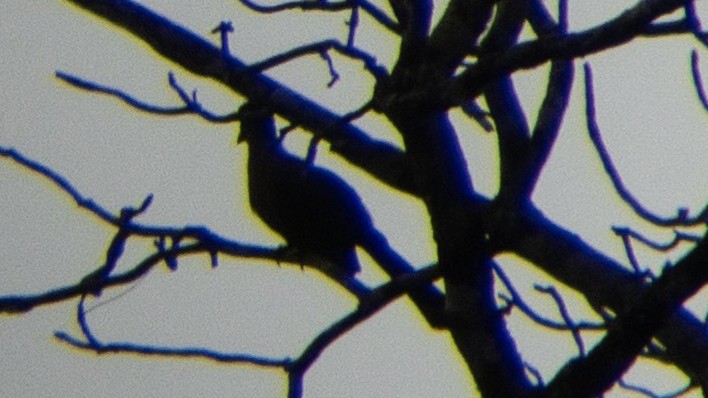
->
<box><xmin>1</xmin><ymin>1</ymin><xmax>706</xmax><ymax>397</ymax></box>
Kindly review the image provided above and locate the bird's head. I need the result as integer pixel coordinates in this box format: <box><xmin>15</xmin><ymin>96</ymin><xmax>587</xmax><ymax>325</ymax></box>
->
<box><xmin>237</xmin><ymin>102</ymin><xmax>277</xmax><ymax>144</ymax></box>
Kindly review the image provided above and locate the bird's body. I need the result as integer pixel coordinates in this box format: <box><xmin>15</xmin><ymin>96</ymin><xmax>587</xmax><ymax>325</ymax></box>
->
<box><xmin>239</xmin><ymin>104</ymin><xmax>370</xmax><ymax>278</ymax></box>
<box><xmin>238</xmin><ymin>102</ymin><xmax>446</xmax><ymax>327</ymax></box>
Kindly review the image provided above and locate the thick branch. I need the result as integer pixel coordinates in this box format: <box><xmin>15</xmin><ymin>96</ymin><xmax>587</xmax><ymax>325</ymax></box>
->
<box><xmin>480</xmin><ymin>2</ymin><xmax>531</xmax><ymax>203</ymax></box>
<box><xmin>546</xmin><ymin>235</ymin><xmax>708</xmax><ymax>397</ymax></box>
<box><xmin>487</xmin><ymin>203</ymin><xmax>708</xmax><ymax>389</ymax></box>
<box><xmin>426</xmin><ymin>0</ymin><xmax>495</xmax><ymax>75</ymax></box>
<box><xmin>63</xmin><ymin>0</ymin><xmax>419</xmax><ymax>195</ymax></box>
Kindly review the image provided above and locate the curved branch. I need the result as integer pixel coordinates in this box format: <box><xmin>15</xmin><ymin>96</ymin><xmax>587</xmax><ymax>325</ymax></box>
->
<box><xmin>584</xmin><ymin>63</ymin><xmax>708</xmax><ymax>227</ymax></box>
<box><xmin>494</xmin><ymin>263</ymin><xmax>605</xmax><ymax>332</ymax></box>
<box><xmin>237</xmin><ymin>0</ymin><xmax>400</xmax><ymax>33</ymax></box>
<box><xmin>287</xmin><ymin>266</ymin><xmax>439</xmax><ymax>397</ymax></box>
<box><xmin>56</xmin><ymin>71</ymin><xmax>192</xmax><ymax>115</ymax></box>
<box><xmin>243</xmin><ymin>39</ymin><xmax>387</xmax><ymax>80</ymax></box>
<box><xmin>691</xmin><ymin>50</ymin><xmax>708</xmax><ymax>112</ymax></box>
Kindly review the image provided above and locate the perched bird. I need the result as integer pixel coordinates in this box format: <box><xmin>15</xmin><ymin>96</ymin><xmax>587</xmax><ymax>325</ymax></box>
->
<box><xmin>237</xmin><ymin>102</ymin><xmax>445</xmax><ymax>328</ymax></box>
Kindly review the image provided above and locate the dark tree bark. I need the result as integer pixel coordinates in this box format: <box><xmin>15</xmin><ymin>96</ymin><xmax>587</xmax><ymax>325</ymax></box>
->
<box><xmin>1</xmin><ymin>1</ymin><xmax>707</xmax><ymax>397</ymax></box>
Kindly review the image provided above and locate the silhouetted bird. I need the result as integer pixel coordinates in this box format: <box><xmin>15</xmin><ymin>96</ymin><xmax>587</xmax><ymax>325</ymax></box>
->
<box><xmin>237</xmin><ymin>102</ymin><xmax>445</xmax><ymax>328</ymax></box>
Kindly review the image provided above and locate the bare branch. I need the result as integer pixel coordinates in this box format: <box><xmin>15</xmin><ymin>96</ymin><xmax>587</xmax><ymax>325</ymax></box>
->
<box><xmin>487</xmin><ymin>203</ymin><xmax>708</xmax><ymax>389</ymax></box>
<box><xmin>55</xmin><ymin>330</ymin><xmax>289</xmax><ymax>366</ymax></box>
<box><xmin>56</xmin><ymin>71</ymin><xmax>239</xmax><ymax>122</ymax></box>
<box><xmin>243</xmin><ymin>39</ymin><xmax>386</xmax><ymax>81</ymax></box>
<box><xmin>544</xmin><ymin>235</ymin><xmax>708</xmax><ymax>397</ymax></box>
<box><xmin>55</xmin><ymin>265</ymin><xmax>444</xmax><ymax>398</ymax></box>
<box><xmin>535</xmin><ymin>285</ymin><xmax>586</xmax><ymax>356</ymax></box>
<box><xmin>166</xmin><ymin>72</ymin><xmax>240</xmax><ymax>122</ymax></box>
<box><xmin>80</xmin><ymin>195</ymin><xmax>154</xmax><ymax>296</ymax></box>
<box><xmin>618</xmin><ymin>377</ymin><xmax>696</xmax><ymax>398</ymax></box>
<box><xmin>617</xmin><ymin>378</ymin><xmax>663</xmax><ymax>398</ymax></box>
<box><xmin>583</xmin><ymin>63</ymin><xmax>708</xmax><ymax>227</ymax></box>
<box><xmin>614</xmin><ymin>227</ymin><xmax>650</xmax><ymax>276</ymax></box>
<box><xmin>345</xmin><ymin>5</ymin><xmax>359</xmax><ymax>48</ymax></box>
<box><xmin>0</xmin><ymin>242</ymin><xmax>204</xmax><ymax>314</ymax></box>
<box><xmin>287</xmin><ymin>265</ymin><xmax>439</xmax><ymax>398</ymax></box>
<box><xmin>460</xmin><ymin>100</ymin><xmax>493</xmax><ymax>132</ymax></box>
<box><xmin>494</xmin><ymin>263</ymin><xmax>604</xmax><ymax>332</ymax></box>
<box><xmin>236</xmin><ymin>0</ymin><xmax>399</xmax><ymax>33</ymax></box>
<box><xmin>684</xmin><ymin>2</ymin><xmax>708</xmax><ymax>48</ymax></box>
<box><xmin>690</xmin><ymin>50</ymin><xmax>708</xmax><ymax>112</ymax></box>
<box><xmin>520</xmin><ymin>2</ymin><xmax>575</xmax><ymax>202</ymax></box>
<box><xmin>319</xmin><ymin>50</ymin><xmax>340</xmax><ymax>87</ymax></box>
<box><xmin>0</xmin><ymin>145</ymin><xmax>118</xmax><ymax>225</ymax></box>
<box><xmin>613</xmin><ymin>226</ymin><xmax>704</xmax><ymax>252</ymax></box>
<box><xmin>524</xmin><ymin>362</ymin><xmax>544</xmax><ymax>386</ymax></box>
<box><xmin>210</xmin><ymin>20</ymin><xmax>234</xmax><ymax>55</ymax></box>
<box><xmin>55</xmin><ymin>71</ymin><xmax>190</xmax><ymax>115</ymax></box>
<box><xmin>55</xmin><ymin>295</ymin><xmax>289</xmax><ymax>367</ymax></box>
<box><xmin>446</xmin><ymin>0</ymin><xmax>691</xmax><ymax>106</ymax></box>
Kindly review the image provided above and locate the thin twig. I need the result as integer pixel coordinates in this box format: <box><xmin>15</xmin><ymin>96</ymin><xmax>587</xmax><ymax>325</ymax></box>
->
<box><xmin>55</xmin><ymin>331</ymin><xmax>288</xmax><ymax>367</ymax></box>
<box><xmin>55</xmin><ymin>71</ymin><xmax>190</xmax><ymax>115</ymax></box>
<box><xmin>524</xmin><ymin>362</ymin><xmax>544</xmax><ymax>386</ymax></box>
<box><xmin>0</xmin><ymin>145</ymin><xmax>117</xmax><ymax>224</ymax></box>
<box><xmin>80</xmin><ymin>195</ymin><xmax>153</xmax><ymax>296</ymax></box>
<box><xmin>557</xmin><ymin>0</ymin><xmax>568</xmax><ymax>33</ymax></box>
<box><xmin>243</xmin><ymin>39</ymin><xmax>386</xmax><ymax>81</ymax></box>
<box><xmin>56</xmin><ymin>71</ymin><xmax>239</xmax><ymax>122</ymax></box>
<box><xmin>167</xmin><ymin>72</ymin><xmax>239</xmax><ymax>122</ymax></box>
<box><xmin>319</xmin><ymin>50</ymin><xmax>340</xmax><ymax>87</ymax></box>
<box><xmin>346</xmin><ymin>5</ymin><xmax>360</xmax><ymax>48</ymax></box>
<box><xmin>613</xmin><ymin>226</ymin><xmax>703</xmax><ymax>252</ymax></box>
<box><xmin>618</xmin><ymin>377</ymin><xmax>696</xmax><ymax>398</ymax></box>
<box><xmin>535</xmin><ymin>285</ymin><xmax>586</xmax><ymax>356</ymax></box>
<box><xmin>236</xmin><ymin>0</ymin><xmax>399</xmax><ymax>33</ymax></box>
<box><xmin>210</xmin><ymin>20</ymin><xmax>234</xmax><ymax>55</ymax></box>
<box><xmin>616</xmin><ymin>228</ymin><xmax>647</xmax><ymax>275</ymax></box>
<box><xmin>493</xmin><ymin>263</ymin><xmax>604</xmax><ymax>331</ymax></box>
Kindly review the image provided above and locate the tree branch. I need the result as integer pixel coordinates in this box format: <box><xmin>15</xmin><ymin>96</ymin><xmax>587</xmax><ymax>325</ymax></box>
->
<box><xmin>444</xmin><ymin>0</ymin><xmax>690</xmax><ymax>106</ymax></box>
<box><xmin>63</xmin><ymin>0</ymin><xmax>419</xmax><ymax>195</ymax></box>
<box><xmin>487</xmin><ymin>203</ymin><xmax>708</xmax><ymax>390</ymax></box>
<box><xmin>236</xmin><ymin>0</ymin><xmax>400</xmax><ymax>33</ymax></box>
<box><xmin>545</xmin><ymin>235</ymin><xmax>708</xmax><ymax>397</ymax></box>
<box><xmin>584</xmin><ymin>63</ymin><xmax>708</xmax><ymax>226</ymax></box>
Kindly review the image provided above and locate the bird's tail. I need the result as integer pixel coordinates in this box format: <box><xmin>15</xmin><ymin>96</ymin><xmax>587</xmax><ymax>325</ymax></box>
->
<box><xmin>361</xmin><ymin>230</ymin><xmax>447</xmax><ymax>329</ymax></box>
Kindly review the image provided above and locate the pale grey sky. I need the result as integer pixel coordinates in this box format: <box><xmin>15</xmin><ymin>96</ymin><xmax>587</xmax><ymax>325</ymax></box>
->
<box><xmin>1</xmin><ymin>1</ymin><xmax>706</xmax><ymax>397</ymax></box>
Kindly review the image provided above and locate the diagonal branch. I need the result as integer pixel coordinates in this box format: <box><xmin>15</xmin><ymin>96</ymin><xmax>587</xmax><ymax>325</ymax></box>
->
<box><xmin>545</xmin><ymin>235</ymin><xmax>708</xmax><ymax>397</ymax></box>
<box><xmin>242</xmin><ymin>39</ymin><xmax>387</xmax><ymax>80</ymax></box>
<box><xmin>520</xmin><ymin>1</ymin><xmax>575</xmax><ymax>201</ymax></box>
<box><xmin>287</xmin><ymin>265</ymin><xmax>439</xmax><ymax>398</ymax></box>
<box><xmin>487</xmin><ymin>203</ymin><xmax>708</xmax><ymax>391</ymax></box>
<box><xmin>63</xmin><ymin>0</ymin><xmax>418</xmax><ymax>196</ymax></box>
